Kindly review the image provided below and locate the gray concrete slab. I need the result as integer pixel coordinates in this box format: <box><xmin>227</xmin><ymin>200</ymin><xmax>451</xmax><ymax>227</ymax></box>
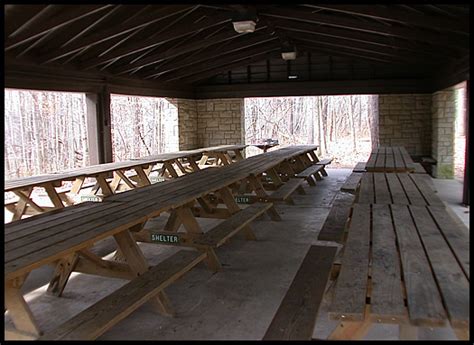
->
<box><xmin>5</xmin><ymin>168</ymin><xmax>469</xmax><ymax>340</ymax></box>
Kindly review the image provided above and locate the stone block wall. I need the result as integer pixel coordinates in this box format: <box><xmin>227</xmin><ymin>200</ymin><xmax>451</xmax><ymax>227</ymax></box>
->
<box><xmin>431</xmin><ymin>89</ymin><xmax>456</xmax><ymax>178</ymax></box>
<box><xmin>195</xmin><ymin>98</ymin><xmax>245</xmax><ymax>147</ymax></box>
<box><xmin>169</xmin><ymin>98</ymin><xmax>199</xmax><ymax>150</ymax></box>
<box><xmin>378</xmin><ymin>94</ymin><xmax>432</xmax><ymax>156</ymax></box>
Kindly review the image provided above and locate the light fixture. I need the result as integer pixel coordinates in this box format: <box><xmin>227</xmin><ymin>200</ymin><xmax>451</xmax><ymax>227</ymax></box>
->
<box><xmin>288</xmin><ymin>75</ymin><xmax>298</xmax><ymax>79</ymax></box>
<box><xmin>232</xmin><ymin>20</ymin><xmax>256</xmax><ymax>33</ymax></box>
<box><xmin>281</xmin><ymin>51</ymin><xmax>297</xmax><ymax>60</ymax></box>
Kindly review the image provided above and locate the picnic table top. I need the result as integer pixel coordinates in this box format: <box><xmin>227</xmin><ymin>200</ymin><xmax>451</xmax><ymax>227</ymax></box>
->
<box><xmin>329</xmin><ymin>203</ymin><xmax>469</xmax><ymax>330</ymax></box>
<box><xmin>366</xmin><ymin>146</ymin><xmax>415</xmax><ymax>172</ymax></box>
<box><xmin>356</xmin><ymin>172</ymin><xmax>444</xmax><ymax>206</ymax></box>
<box><xmin>5</xmin><ymin>145</ymin><xmax>318</xmax><ymax>280</ymax></box>
<box><xmin>4</xmin><ymin>145</ymin><xmax>248</xmax><ymax>192</ymax></box>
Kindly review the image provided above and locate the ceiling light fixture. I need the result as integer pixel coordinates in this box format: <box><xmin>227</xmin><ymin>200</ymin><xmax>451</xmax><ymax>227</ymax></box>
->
<box><xmin>281</xmin><ymin>51</ymin><xmax>297</xmax><ymax>60</ymax></box>
<box><xmin>232</xmin><ymin>20</ymin><xmax>256</xmax><ymax>33</ymax></box>
<box><xmin>288</xmin><ymin>75</ymin><xmax>298</xmax><ymax>79</ymax></box>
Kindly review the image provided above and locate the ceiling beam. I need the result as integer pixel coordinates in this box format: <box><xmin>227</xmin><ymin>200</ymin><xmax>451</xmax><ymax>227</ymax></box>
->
<box><xmin>147</xmin><ymin>34</ymin><xmax>279</xmax><ymax>78</ymax></box>
<box><xmin>161</xmin><ymin>43</ymin><xmax>282</xmax><ymax>83</ymax></box>
<box><xmin>269</xmin><ymin>18</ymin><xmax>460</xmax><ymax>59</ymax></box>
<box><xmin>5</xmin><ymin>5</ymin><xmax>114</xmax><ymax>50</ymax></box>
<box><xmin>258</xmin><ymin>7</ymin><xmax>469</xmax><ymax>51</ymax></box>
<box><xmin>109</xmin><ymin>25</ymin><xmax>268</xmax><ymax>75</ymax></box>
<box><xmin>78</xmin><ymin>8</ymin><xmax>230</xmax><ymax>70</ymax></box>
<box><xmin>5</xmin><ymin>5</ymin><xmax>50</xmax><ymax>38</ymax></box>
<box><xmin>303</xmin><ymin>4</ymin><xmax>469</xmax><ymax>35</ymax></box>
<box><xmin>183</xmin><ymin>51</ymin><xmax>282</xmax><ymax>85</ymax></box>
<box><xmin>39</xmin><ymin>5</ymin><xmax>194</xmax><ymax>64</ymax></box>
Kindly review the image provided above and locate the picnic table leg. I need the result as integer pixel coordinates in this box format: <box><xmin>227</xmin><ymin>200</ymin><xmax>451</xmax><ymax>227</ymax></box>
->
<box><xmin>5</xmin><ymin>275</ymin><xmax>41</xmax><ymax>339</ymax></box>
<box><xmin>164</xmin><ymin>210</ymin><xmax>183</xmax><ymax>232</ymax></box>
<box><xmin>114</xmin><ymin>229</ymin><xmax>175</xmax><ymax>317</ymax></box>
<box><xmin>233</xmin><ymin>149</ymin><xmax>244</xmax><ymax>161</ymax></box>
<box><xmin>46</xmin><ymin>253</ymin><xmax>80</xmax><ymax>297</ymax></box>
<box><xmin>96</xmin><ymin>173</ymin><xmax>114</xmax><ymax>196</ymax></box>
<box><xmin>187</xmin><ymin>157</ymin><xmax>201</xmax><ymax>172</ymax></box>
<box><xmin>199</xmin><ymin>154</ymin><xmax>209</xmax><ymax>165</ymax></box>
<box><xmin>217</xmin><ymin>153</ymin><xmax>231</xmax><ymax>165</ymax></box>
<box><xmin>163</xmin><ymin>161</ymin><xmax>179</xmax><ymax>178</ymax></box>
<box><xmin>308</xmin><ymin>150</ymin><xmax>320</xmax><ymax>163</ymax></box>
<box><xmin>174</xmin><ymin>204</ymin><xmax>221</xmax><ymax>272</ymax></box>
<box><xmin>218</xmin><ymin>186</ymin><xmax>257</xmax><ymax>241</ymax></box>
<box><xmin>12</xmin><ymin>188</ymin><xmax>45</xmax><ymax>220</ymax></box>
<box><xmin>247</xmin><ymin>175</ymin><xmax>282</xmax><ymax>221</ymax></box>
<box><xmin>42</xmin><ymin>183</ymin><xmax>65</xmax><ymax>209</ymax></box>
<box><xmin>134</xmin><ymin>166</ymin><xmax>152</xmax><ymax>186</ymax></box>
<box><xmin>70</xmin><ymin>177</ymin><xmax>86</xmax><ymax>194</ymax></box>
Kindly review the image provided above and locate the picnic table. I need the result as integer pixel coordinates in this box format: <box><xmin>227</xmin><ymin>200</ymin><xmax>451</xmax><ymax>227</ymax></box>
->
<box><xmin>365</xmin><ymin>146</ymin><xmax>415</xmax><ymax>172</ymax></box>
<box><xmin>252</xmin><ymin>143</ymin><xmax>279</xmax><ymax>153</ymax></box>
<box><xmin>318</xmin><ymin>146</ymin><xmax>469</xmax><ymax>340</ymax></box>
<box><xmin>5</xmin><ymin>145</ymin><xmax>322</xmax><ymax>340</ymax></box>
<box><xmin>4</xmin><ymin>145</ymin><xmax>247</xmax><ymax>222</ymax></box>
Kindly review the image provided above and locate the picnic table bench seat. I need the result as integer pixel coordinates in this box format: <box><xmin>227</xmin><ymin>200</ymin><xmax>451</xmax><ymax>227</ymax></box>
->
<box><xmin>340</xmin><ymin>172</ymin><xmax>362</xmax><ymax>194</ymax></box>
<box><xmin>317</xmin><ymin>192</ymin><xmax>355</xmax><ymax>243</ymax></box>
<box><xmin>353</xmin><ymin>162</ymin><xmax>366</xmax><ymax>173</ymax></box>
<box><xmin>39</xmin><ymin>250</ymin><xmax>207</xmax><ymax>341</ymax></box>
<box><xmin>267</xmin><ymin>178</ymin><xmax>305</xmax><ymax>204</ymax></box>
<box><xmin>295</xmin><ymin>165</ymin><xmax>324</xmax><ymax>186</ymax></box>
<box><xmin>263</xmin><ymin>245</ymin><xmax>338</xmax><ymax>340</ymax></box>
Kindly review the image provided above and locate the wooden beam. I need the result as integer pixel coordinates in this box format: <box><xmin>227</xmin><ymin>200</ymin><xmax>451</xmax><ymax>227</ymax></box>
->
<box><xmin>258</xmin><ymin>7</ymin><xmax>469</xmax><ymax>51</ymax></box>
<box><xmin>270</xmin><ymin>18</ymin><xmax>460</xmax><ymax>59</ymax></box>
<box><xmin>39</xmin><ymin>5</ymin><xmax>194</xmax><ymax>63</ymax></box>
<box><xmin>147</xmin><ymin>34</ymin><xmax>279</xmax><ymax>78</ymax></box>
<box><xmin>193</xmin><ymin>78</ymin><xmax>434</xmax><ymax>98</ymax></box>
<box><xmin>78</xmin><ymin>9</ymin><xmax>232</xmax><ymax>70</ymax></box>
<box><xmin>5</xmin><ymin>5</ymin><xmax>50</xmax><ymax>38</ymax></box>
<box><xmin>161</xmin><ymin>43</ymin><xmax>281</xmax><ymax>82</ymax></box>
<box><xmin>304</xmin><ymin>4</ymin><xmax>469</xmax><ymax>35</ymax></box>
<box><xmin>110</xmin><ymin>26</ymin><xmax>268</xmax><ymax>75</ymax></box>
<box><xmin>6</xmin><ymin>5</ymin><xmax>114</xmax><ymax>50</ymax></box>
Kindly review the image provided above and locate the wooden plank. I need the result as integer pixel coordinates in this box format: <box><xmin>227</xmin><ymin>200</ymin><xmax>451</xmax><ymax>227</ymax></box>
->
<box><xmin>370</xmin><ymin>204</ymin><xmax>405</xmax><ymax>322</ymax></box>
<box><xmin>397</xmin><ymin>173</ymin><xmax>426</xmax><ymax>205</ymax></box>
<box><xmin>375</xmin><ymin>152</ymin><xmax>386</xmax><ymax>171</ymax></box>
<box><xmin>409</xmin><ymin>205</ymin><xmax>469</xmax><ymax>329</ymax></box>
<box><xmin>341</xmin><ymin>172</ymin><xmax>362</xmax><ymax>194</ymax></box>
<box><xmin>353</xmin><ymin>162</ymin><xmax>366</xmax><ymax>172</ymax></box>
<box><xmin>409</xmin><ymin>174</ymin><xmax>444</xmax><ymax>206</ymax></box>
<box><xmin>373</xmin><ymin>173</ymin><xmax>391</xmax><ymax>204</ymax></box>
<box><xmin>268</xmin><ymin>178</ymin><xmax>304</xmax><ymax>201</ymax></box>
<box><xmin>427</xmin><ymin>206</ymin><xmax>469</xmax><ymax>279</ymax></box>
<box><xmin>263</xmin><ymin>245</ymin><xmax>337</xmax><ymax>340</ymax></box>
<box><xmin>329</xmin><ymin>204</ymin><xmax>371</xmax><ymax>320</ymax></box>
<box><xmin>357</xmin><ymin>173</ymin><xmax>374</xmax><ymax>204</ymax></box>
<box><xmin>385</xmin><ymin>173</ymin><xmax>409</xmax><ymax>205</ymax></box>
<box><xmin>317</xmin><ymin>191</ymin><xmax>354</xmax><ymax>243</ymax></box>
<box><xmin>390</xmin><ymin>204</ymin><xmax>447</xmax><ymax>326</ymax></box>
<box><xmin>40</xmin><ymin>250</ymin><xmax>207</xmax><ymax>340</ymax></box>
<box><xmin>393</xmin><ymin>148</ymin><xmax>406</xmax><ymax>172</ymax></box>
<box><xmin>413</xmin><ymin>163</ymin><xmax>427</xmax><ymax>174</ymax></box>
<box><xmin>385</xmin><ymin>152</ymin><xmax>395</xmax><ymax>171</ymax></box>
<box><xmin>365</xmin><ymin>153</ymin><xmax>377</xmax><ymax>171</ymax></box>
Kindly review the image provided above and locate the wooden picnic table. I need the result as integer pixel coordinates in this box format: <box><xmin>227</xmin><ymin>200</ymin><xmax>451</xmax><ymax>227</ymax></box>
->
<box><xmin>4</xmin><ymin>145</ymin><xmax>320</xmax><ymax>340</ymax></box>
<box><xmin>4</xmin><ymin>145</ymin><xmax>247</xmax><ymax>222</ymax></box>
<box><xmin>326</xmin><ymin>203</ymin><xmax>469</xmax><ymax>340</ymax></box>
<box><xmin>252</xmin><ymin>143</ymin><xmax>279</xmax><ymax>153</ymax></box>
<box><xmin>365</xmin><ymin>146</ymin><xmax>415</xmax><ymax>172</ymax></box>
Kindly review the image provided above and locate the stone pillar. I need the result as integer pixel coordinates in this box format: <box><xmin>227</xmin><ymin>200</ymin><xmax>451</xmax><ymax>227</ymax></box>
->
<box><xmin>172</xmin><ymin>98</ymin><xmax>198</xmax><ymax>150</ymax></box>
<box><xmin>431</xmin><ymin>88</ymin><xmax>456</xmax><ymax>178</ymax></box>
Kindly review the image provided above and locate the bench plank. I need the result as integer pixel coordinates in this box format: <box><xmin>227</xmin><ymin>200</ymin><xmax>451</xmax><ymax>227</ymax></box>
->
<box><xmin>357</xmin><ymin>173</ymin><xmax>374</xmax><ymax>204</ymax></box>
<box><xmin>353</xmin><ymin>162</ymin><xmax>366</xmax><ymax>173</ymax></box>
<box><xmin>413</xmin><ymin>163</ymin><xmax>427</xmax><ymax>174</ymax></box>
<box><xmin>296</xmin><ymin>165</ymin><xmax>324</xmax><ymax>178</ymax></box>
<box><xmin>385</xmin><ymin>173</ymin><xmax>409</xmax><ymax>205</ymax></box>
<box><xmin>40</xmin><ymin>250</ymin><xmax>207</xmax><ymax>340</ymax></box>
<box><xmin>318</xmin><ymin>192</ymin><xmax>354</xmax><ymax>243</ymax></box>
<box><xmin>194</xmin><ymin>203</ymin><xmax>273</xmax><ymax>247</ymax></box>
<box><xmin>391</xmin><ymin>204</ymin><xmax>447</xmax><ymax>326</ymax></box>
<box><xmin>397</xmin><ymin>173</ymin><xmax>425</xmax><ymax>205</ymax></box>
<box><xmin>409</xmin><ymin>206</ymin><xmax>469</xmax><ymax>329</ymax></box>
<box><xmin>427</xmin><ymin>206</ymin><xmax>469</xmax><ymax>279</ymax></box>
<box><xmin>373</xmin><ymin>173</ymin><xmax>391</xmax><ymax>204</ymax></box>
<box><xmin>409</xmin><ymin>174</ymin><xmax>443</xmax><ymax>206</ymax></box>
<box><xmin>370</xmin><ymin>204</ymin><xmax>405</xmax><ymax>321</ymax></box>
<box><xmin>329</xmin><ymin>204</ymin><xmax>370</xmax><ymax>320</ymax></box>
<box><xmin>340</xmin><ymin>173</ymin><xmax>362</xmax><ymax>194</ymax></box>
<box><xmin>316</xmin><ymin>158</ymin><xmax>333</xmax><ymax>166</ymax></box>
<box><xmin>268</xmin><ymin>178</ymin><xmax>304</xmax><ymax>201</ymax></box>
<box><xmin>263</xmin><ymin>245</ymin><xmax>337</xmax><ymax>340</ymax></box>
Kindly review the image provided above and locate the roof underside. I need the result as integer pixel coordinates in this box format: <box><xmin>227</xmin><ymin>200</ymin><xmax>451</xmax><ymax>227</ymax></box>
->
<box><xmin>4</xmin><ymin>4</ymin><xmax>470</xmax><ymax>94</ymax></box>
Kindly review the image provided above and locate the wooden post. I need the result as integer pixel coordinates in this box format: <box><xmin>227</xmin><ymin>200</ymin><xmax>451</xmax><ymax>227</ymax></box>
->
<box><xmin>89</xmin><ymin>88</ymin><xmax>113</xmax><ymax>164</ymax></box>
<box><xmin>462</xmin><ymin>80</ymin><xmax>469</xmax><ymax>205</ymax></box>
<box><xmin>85</xmin><ymin>93</ymin><xmax>101</xmax><ymax>166</ymax></box>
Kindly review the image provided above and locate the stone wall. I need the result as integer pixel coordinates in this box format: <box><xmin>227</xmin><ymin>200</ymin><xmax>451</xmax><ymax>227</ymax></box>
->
<box><xmin>431</xmin><ymin>88</ymin><xmax>456</xmax><ymax>178</ymax></box>
<box><xmin>170</xmin><ymin>98</ymin><xmax>199</xmax><ymax>150</ymax></box>
<box><xmin>378</xmin><ymin>94</ymin><xmax>432</xmax><ymax>157</ymax></box>
<box><xmin>195</xmin><ymin>98</ymin><xmax>245</xmax><ymax>147</ymax></box>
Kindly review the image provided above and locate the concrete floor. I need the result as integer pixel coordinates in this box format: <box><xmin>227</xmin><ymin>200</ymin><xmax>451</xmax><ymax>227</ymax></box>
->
<box><xmin>6</xmin><ymin>169</ymin><xmax>469</xmax><ymax>340</ymax></box>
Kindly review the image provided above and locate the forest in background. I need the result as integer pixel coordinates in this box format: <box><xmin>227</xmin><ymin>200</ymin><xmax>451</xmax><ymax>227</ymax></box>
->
<box><xmin>244</xmin><ymin>95</ymin><xmax>379</xmax><ymax>167</ymax></box>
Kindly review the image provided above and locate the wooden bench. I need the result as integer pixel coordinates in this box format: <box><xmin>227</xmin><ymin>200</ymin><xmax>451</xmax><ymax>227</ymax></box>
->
<box><xmin>340</xmin><ymin>173</ymin><xmax>362</xmax><ymax>194</ymax></box>
<box><xmin>318</xmin><ymin>192</ymin><xmax>355</xmax><ymax>243</ymax></box>
<box><xmin>263</xmin><ymin>245</ymin><xmax>338</xmax><ymax>340</ymax></box>
<box><xmin>39</xmin><ymin>250</ymin><xmax>207</xmax><ymax>340</ymax></box>
<box><xmin>315</xmin><ymin>157</ymin><xmax>333</xmax><ymax>176</ymax></box>
<box><xmin>353</xmin><ymin>162</ymin><xmax>366</xmax><ymax>173</ymax></box>
<box><xmin>268</xmin><ymin>178</ymin><xmax>305</xmax><ymax>204</ymax></box>
<box><xmin>296</xmin><ymin>165</ymin><xmax>325</xmax><ymax>186</ymax></box>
